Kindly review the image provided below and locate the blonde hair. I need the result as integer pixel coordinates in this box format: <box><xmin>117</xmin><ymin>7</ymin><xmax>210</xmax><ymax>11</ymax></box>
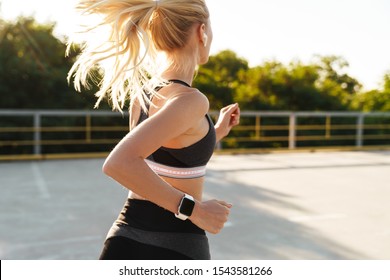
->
<box><xmin>67</xmin><ymin>0</ymin><xmax>210</xmax><ymax>112</ymax></box>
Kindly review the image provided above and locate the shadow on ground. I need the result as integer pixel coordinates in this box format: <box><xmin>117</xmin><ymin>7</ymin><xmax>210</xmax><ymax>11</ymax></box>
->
<box><xmin>205</xmin><ymin>169</ymin><xmax>365</xmax><ymax>259</ymax></box>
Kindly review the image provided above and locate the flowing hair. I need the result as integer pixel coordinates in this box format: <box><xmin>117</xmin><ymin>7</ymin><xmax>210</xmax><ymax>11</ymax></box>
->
<box><xmin>67</xmin><ymin>0</ymin><xmax>209</xmax><ymax>112</ymax></box>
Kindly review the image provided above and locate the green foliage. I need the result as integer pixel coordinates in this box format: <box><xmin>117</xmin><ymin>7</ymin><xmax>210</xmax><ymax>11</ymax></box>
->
<box><xmin>1</xmin><ymin>16</ymin><xmax>389</xmax><ymax>155</ymax></box>
<box><xmin>0</xmin><ymin>17</ymin><xmax>389</xmax><ymax>113</ymax></box>
<box><xmin>194</xmin><ymin>50</ymin><xmax>249</xmax><ymax>110</ymax></box>
<box><xmin>351</xmin><ymin>90</ymin><xmax>390</xmax><ymax>112</ymax></box>
<box><xmin>384</xmin><ymin>73</ymin><xmax>390</xmax><ymax>92</ymax></box>
<box><xmin>234</xmin><ymin>61</ymin><xmax>326</xmax><ymax>111</ymax></box>
<box><xmin>0</xmin><ymin>17</ymin><xmax>101</xmax><ymax>110</ymax></box>
<box><xmin>198</xmin><ymin>51</ymin><xmax>389</xmax><ymax>112</ymax></box>
<box><xmin>350</xmin><ymin>72</ymin><xmax>390</xmax><ymax>112</ymax></box>
<box><xmin>229</xmin><ymin>55</ymin><xmax>360</xmax><ymax>111</ymax></box>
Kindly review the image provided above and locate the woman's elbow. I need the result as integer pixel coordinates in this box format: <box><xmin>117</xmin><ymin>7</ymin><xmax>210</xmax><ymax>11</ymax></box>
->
<box><xmin>102</xmin><ymin>153</ymin><xmax>140</xmax><ymax>178</ymax></box>
<box><xmin>102</xmin><ymin>157</ymin><xmax>116</xmax><ymax>177</ymax></box>
<box><xmin>102</xmin><ymin>153</ymin><xmax>125</xmax><ymax>177</ymax></box>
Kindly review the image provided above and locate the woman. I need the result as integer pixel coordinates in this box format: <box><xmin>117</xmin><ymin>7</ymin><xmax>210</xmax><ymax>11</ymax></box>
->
<box><xmin>68</xmin><ymin>0</ymin><xmax>240</xmax><ymax>260</ymax></box>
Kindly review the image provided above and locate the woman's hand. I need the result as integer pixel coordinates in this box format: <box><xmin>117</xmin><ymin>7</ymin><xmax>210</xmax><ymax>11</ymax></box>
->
<box><xmin>190</xmin><ymin>200</ymin><xmax>232</xmax><ymax>234</ymax></box>
<box><xmin>215</xmin><ymin>103</ymin><xmax>240</xmax><ymax>142</ymax></box>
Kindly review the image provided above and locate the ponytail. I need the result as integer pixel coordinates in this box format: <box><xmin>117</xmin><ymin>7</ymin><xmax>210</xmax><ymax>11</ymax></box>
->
<box><xmin>67</xmin><ymin>0</ymin><xmax>209</xmax><ymax>112</ymax></box>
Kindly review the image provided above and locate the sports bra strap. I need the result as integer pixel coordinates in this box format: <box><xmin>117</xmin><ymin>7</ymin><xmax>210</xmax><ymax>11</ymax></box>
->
<box><xmin>168</xmin><ymin>79</ymin><xmax>191</xmax><ymax>88</ymax></box>
<box><xmin>139</xmin><ymin>79</ymin><xmax>192</xmax><ymax>120</ymax></box>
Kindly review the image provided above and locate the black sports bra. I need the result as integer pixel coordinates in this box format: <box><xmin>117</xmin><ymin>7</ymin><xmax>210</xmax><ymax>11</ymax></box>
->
<box><xmin>137</xmin><ymin>80</ymin><xmax>216</xmax><ymax>178</ymax></box>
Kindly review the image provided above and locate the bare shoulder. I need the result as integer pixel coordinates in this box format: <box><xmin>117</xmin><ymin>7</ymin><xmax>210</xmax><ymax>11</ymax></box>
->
<box><xmin>139</xmin><ymin>86</ymin><xmax>210</xmax><ymax>144</ymax></box>
<box><xmin>165</xmin><ymin>87</ymin><xmax>209</xmax><ymax>116</ymax></box>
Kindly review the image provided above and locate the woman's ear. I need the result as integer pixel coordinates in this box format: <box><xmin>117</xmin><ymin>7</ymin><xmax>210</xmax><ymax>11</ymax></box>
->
<box><xmin>198</xmin><ymin>23</ymin><xmax>207</xmax><ymax>47</ymax></box>
<box><xmin>202</xmin><ymin>33</ymin><xmax>208</xmax><ymax>47</ymax></box>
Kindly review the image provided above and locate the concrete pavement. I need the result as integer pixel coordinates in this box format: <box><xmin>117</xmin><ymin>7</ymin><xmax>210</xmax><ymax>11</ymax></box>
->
<box><xmin>0</xmin><ymin>151</ymin><xmax>389</xmax><ymax>259</ymax></box>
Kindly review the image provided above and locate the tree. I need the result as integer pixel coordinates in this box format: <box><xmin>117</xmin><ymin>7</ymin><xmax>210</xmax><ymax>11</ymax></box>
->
<box><xmin>0</xmin><ymin>17</ymin><xmax>99</xmax><ymax>109</ymax></box>
<box><xmin>350</xmin><ymin>72</ymin><xmax>390</xmax><ymax>112</ymax></box>
<box><xmin>233</xmin><ymin>57</ymin><xmax>352</xmax><ymax>111</ymax></box>
<box><xmin>384</xmin><ymin>72</ymin><xmax>390</xmax><ymax>92</ymax></box>
<box><xmin>194</xmin><ymin>50</ymin><xmax>249</xmax><ymax>110</ymax></box>
<box><xmin>1</xmin><ymin>18</ymin><xmax>381</xmax><ymax>114</ymax></box>
<box><xmin>314</xmin><ymin>55</ymin><xmax>362</xmax><ymax>109</ymax></box>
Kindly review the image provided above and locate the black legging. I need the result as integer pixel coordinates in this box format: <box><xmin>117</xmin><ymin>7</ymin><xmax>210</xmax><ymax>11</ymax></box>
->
<box><xmin>99</xmin><ymin>236</ymin><xmax>192</xmax><ymax>260</ymax></box>
<box><xmin>98</xmin><ymin>199</ymin><xmax>210</xmax><ymax>260</ymax></box>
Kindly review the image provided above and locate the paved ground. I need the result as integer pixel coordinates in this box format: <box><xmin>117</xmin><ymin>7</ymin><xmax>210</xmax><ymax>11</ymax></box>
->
<box><xmin>0</xmin><ymin>151</ymin><xmax>389</xmax><ymax>260</ymax></box>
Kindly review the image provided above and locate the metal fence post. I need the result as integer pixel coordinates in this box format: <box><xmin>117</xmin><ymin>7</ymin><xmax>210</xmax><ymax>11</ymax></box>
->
<box><xmin>255</xmin><ymin>115</ymin><xmax>261</xmax><ymax>139</ymax></box>
<box><xmin>289</xmin><ymin>113</ymin><xmax>296</xmax><ymax>149</ymax></box>
<box><xmin>86</xmin><ymin>114</ymin><xmax>92</xmax><ymax>143</ymax></box>
<box><xmin>33</xmin><ymin>112</ymin><xmax>41</xmax><ymax>155</ymax></box>
<box><xmin>325</xmin><ymin>115</ymin><xmax>331</xmax><ymax>139</ymax></box>
<box><xmin>356</xmin><ymin>114</ymin><xmax>364</xmax><ymax>148</ymax></box>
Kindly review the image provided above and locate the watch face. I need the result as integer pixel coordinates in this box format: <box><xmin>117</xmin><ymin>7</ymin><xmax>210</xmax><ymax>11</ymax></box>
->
<box><xmin>180</xmin><ymin>197</ymin><xmax>195</xmax><ymax>216</ymax></box>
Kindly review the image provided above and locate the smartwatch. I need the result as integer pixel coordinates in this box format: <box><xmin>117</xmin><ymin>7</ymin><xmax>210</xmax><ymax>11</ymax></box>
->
<box><xmin>175</xmin><ymin>194</ymin><xmax>195</xmax><ymax>220</ymax></box>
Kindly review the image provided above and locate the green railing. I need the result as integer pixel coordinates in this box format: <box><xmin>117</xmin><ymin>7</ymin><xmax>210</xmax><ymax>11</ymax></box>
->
<box><xmin>1</xmin><ymin>110</ymin><xmax>389</xmax><ymax>160</ymax></box>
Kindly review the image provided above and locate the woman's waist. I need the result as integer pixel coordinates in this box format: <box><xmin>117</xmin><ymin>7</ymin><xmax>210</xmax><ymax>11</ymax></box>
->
<box><xmin>116</xmin><ymin>198</ymin><xmax>205</xmax><ymax>235</ymax></box>
<box><xmin>130</xmin><ymin>176</ymin><xmax>204</xmax><ymax>201</ymax></box>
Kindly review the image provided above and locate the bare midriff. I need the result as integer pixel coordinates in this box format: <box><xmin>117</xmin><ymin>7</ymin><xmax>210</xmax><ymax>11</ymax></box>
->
<box><xmin>129</xmin><ymin>176</ymin><xmax>205</xmax><ymax>202</ymax></box>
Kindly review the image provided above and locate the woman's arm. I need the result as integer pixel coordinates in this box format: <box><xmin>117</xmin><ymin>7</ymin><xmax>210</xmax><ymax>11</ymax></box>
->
<box><xmin>102</xmin><ymin>92</ymin><xmax>231</xmax><ymax>234</ymax></box>
<box><xmin>103</xmin><ymin>93</ymin><xmax>205</xmax><ymax>210</ymax></box>
<box><xmin>214</xmin><ymin>103</ymin><xmax>241</xmax><ymax>142</ymax></box>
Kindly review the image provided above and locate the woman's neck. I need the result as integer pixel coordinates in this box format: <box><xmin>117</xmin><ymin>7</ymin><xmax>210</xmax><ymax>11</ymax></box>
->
<box><xmin>162</xmin><ymin>50</ymin><xmax>198</xmax><ymax>86</ymax></box>
<box><xmin>162</xmin><ymin>68</ymin><xmax>195</xmax><ymax>87</ymax></box>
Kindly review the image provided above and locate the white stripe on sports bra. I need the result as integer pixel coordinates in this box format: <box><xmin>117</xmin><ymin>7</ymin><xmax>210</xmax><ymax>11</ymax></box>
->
<box><xmin>145</xmin><ymin>159</ymin><xmax>206</xmax><ymax>179</ymax></box>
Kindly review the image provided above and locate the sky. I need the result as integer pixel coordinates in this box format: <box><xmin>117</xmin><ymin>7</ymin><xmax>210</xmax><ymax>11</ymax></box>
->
<box><xmin>1</xmin><ymin>0</ymin><xmax>390</xmax><ymax>91</ymax></box>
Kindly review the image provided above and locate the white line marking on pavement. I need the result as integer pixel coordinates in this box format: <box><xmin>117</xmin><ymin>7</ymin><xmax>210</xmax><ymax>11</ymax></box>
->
<box><xmin>288</xmin><ymin>213</ymin><xmax>348</xmax><ymax>223</ymax></box>
<box><xmin>31</xmin><ymin>162</ymin><xmax>51</xmax><ymax>199</ymax></box>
